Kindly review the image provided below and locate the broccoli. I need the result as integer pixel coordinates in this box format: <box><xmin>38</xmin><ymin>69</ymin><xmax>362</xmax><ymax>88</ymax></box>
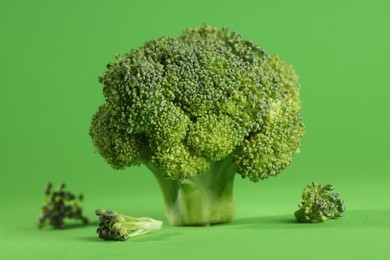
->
<box><xmin>294</xmin><ymin>181</ymin><xmax>345</xmax><ymax>223</ymax></box>
<box><xmin>38</xmin><ymin>183</ymin><xmax>88</xmax><ymax>229</ymax></box>
<box><xmin>96</xmin><ymin>209</ymin><xmax>162</xmax><ymax>241</ymax></box>
<box><xmin>90</xmin><ymin>25</ymin><xmax>304</xmax><ymax>226</ymax></box>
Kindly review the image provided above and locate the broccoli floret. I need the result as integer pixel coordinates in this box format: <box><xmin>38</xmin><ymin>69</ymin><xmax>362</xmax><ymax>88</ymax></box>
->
<box><xmin>90</xmin><ymin>25</ymin><xmax>304</xmax><ymax>226</ymax></box>
<box><xmin>96</xmin><ymin>209</ymin><xmax>162</xmax><ymax>241</ymax></box>
<box><xmin>294</xmin><ymin>181</ymin><xmax>345</xmax><ymax>223</ymax></box>
<box><xmin>38</xmin><ymin>183</ymin><xmax>88</xmax><ymax>229</ymax></box>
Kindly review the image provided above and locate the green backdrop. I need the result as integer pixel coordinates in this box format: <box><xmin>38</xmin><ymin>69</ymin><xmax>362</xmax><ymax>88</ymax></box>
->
<box><xmin>1</xmin><ymin>0</ymin><xmax>389</xmax><ymax>259</ymax></box>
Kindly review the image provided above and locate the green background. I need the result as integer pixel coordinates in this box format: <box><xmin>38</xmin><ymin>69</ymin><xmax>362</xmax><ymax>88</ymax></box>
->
<box><xmin>1</xmin><ymin>0</ymin><xmax>389</xmax><ymax>259</ymax></box>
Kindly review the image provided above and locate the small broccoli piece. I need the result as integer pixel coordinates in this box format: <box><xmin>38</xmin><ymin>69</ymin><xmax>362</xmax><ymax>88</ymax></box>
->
<box><xmin>37</xmin><ymin>183</ymin><xmax>88</xmax><ymax>229</ymax></box>
<box><xmin>294</xmin><ymin>181</ymin><xmax>345</xmax><ymax>223</ymax></box>
<box><xmin>90</xmin><ymin>24</ymin><xmax>305</xmax><ymax>225</ymax></box>
<box><xmin>96</xmin><ymin>209</ymin><xmax>162</xmax><ymax>241</ymax></box>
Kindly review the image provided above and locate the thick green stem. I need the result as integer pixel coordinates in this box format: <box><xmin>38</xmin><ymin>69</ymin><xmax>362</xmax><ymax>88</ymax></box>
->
<box><xmin>147</xmin><ymin>156</ymin><xmax>236</xmax><ymax>226</ymax></box>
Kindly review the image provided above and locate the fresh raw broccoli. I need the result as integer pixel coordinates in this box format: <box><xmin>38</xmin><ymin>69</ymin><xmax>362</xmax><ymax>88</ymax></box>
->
<box><xmin>38</xmin><ymin>183</ymin><xmax>88</xmax><ymax>229</ymax></box>
<box><xmin>96</xmin><ymin>209</ymin><xmax>162</xmax><ymax>241</ymax></box>
<box><xmin>294</xmin><ymin>181</ymin><xmax>345</xmax><ymax>223</ymax></box>
<box><xmin>90</xmin><ymin>24</ymin><xmax>304</xmax><ymax>226</ymax></box>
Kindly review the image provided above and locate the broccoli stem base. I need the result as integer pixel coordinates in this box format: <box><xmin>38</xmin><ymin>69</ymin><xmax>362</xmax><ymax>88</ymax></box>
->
<box><xmin>294</xmin><ymin>208</ymin><xmax>307</xmax><ymax>222</ymax></box>
<box><xmin>294</xmin><ymin>207</ymin><xmax>328</xmax><ymax>223</ymax></box>
<box><xmin>148</xmin><ymin>156</ymin><xmax>236</xmax><ymax>226</ymax></box>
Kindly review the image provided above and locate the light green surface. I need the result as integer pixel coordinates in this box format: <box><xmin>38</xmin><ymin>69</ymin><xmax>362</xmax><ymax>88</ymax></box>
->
<box><xmin>1</xmin><ymin>0</ymin><xmax>389</xmax><ymax>259</ymax></box>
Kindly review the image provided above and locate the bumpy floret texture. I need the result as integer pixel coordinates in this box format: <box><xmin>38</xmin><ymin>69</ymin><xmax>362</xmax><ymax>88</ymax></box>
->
<box><xmin>90</xmin><ymin>25</ymin><xmax>304</xmax><ymax>182</ymax></box>
<box><xmin>295</xmin><ymin>181</ymin><xmax>345</xmax><ymax>223</ymax></box>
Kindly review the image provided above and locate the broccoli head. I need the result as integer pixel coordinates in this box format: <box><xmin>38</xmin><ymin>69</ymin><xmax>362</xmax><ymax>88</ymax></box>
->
<box><xmin>90</xmin><ymin>25</ymin><xmax>304</xmax><ymax>225</ymax></box>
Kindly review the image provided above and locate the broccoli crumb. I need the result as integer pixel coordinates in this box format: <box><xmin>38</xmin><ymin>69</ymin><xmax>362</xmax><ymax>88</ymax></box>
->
<box><xmin>37</xmin><ymin>183</ymin><xmax>88</xmax><ymax>229</ymax></box>
<box><xmin>295</xmin><ymin>181</ymin><xmax>345</xmax><ymax>223</ymax></box>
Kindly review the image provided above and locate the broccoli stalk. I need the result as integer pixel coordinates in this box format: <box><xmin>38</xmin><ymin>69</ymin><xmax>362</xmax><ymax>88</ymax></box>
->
<box><xmin>149</xmin><ymin>155</ymin><xmax>236</xmax><ymax>225</ymax></box>
<box><xmin>90</xmin><ymin>25</ymin><xmax>304</xmax><ymax>226</ymax></box>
